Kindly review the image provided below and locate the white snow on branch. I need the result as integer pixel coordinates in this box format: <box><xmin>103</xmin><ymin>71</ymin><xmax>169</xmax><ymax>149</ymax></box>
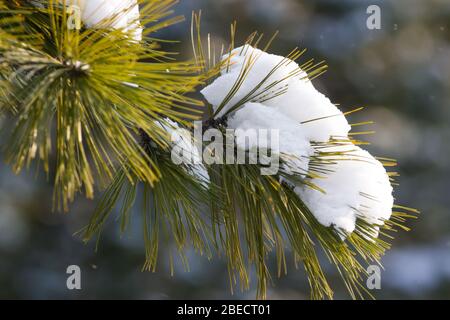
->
<box><xmin>295</xmin><ymin>145</ymin><xmax>394</xmax><ymax>236</ymax></box>
<box><xmin>201</xmin><ymin>45</ymin><xmax>394</xmax><ymax>238</ymax></box>
<box><xmin>227</xmin><ymin>102</ymin><xmax>313</xmax><ymax>176</ymax></box>
<box><xmin>157</xmin><ymin>119</ymin><xmax>210</xmax><ymax>186</ymax></box>
<box><xmin>62</xmin><ymin>0</ymin><xmax>142</xmax><ymax>40</ymax></box>
<box><xmin>201</xmin><ymin>45</ymin><xmax>351</xmax><ymax>142</ymax></box>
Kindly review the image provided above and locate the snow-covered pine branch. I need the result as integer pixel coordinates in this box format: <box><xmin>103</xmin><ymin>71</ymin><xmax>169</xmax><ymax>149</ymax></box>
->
<box><xmin>156</xmin><ymin>119</ymin><xmax>210</xmax><ymax>186</ymax></box>
<box><xmin>201</xmin><ymin>45</ymin><xmax>394</xmax><ymax>238</ymax></box>
<box><xmin>61</xmin><ymin>0</ymin><xmax>142</xmax><ymax>40</ymax></box>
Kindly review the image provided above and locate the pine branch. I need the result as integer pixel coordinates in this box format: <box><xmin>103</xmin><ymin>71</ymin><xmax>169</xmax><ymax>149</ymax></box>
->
<box><xmin>0</xmin><ymin>2</ymin><xmax>419</xmax><ymax>301</ymax></box>
<box><xmin>0</xmin><ymin>1</ymin><xmax>206</xmax><ymax>210</ymax></box>
<box><xmin>81</xmin><ymin>11</ymin><xmax>418</xmax><ymax>300</ymax></box>
<box><xmin>83</xmin><ymin>124</ymin><xmax>214</xmax><ymax>274</ymax></box>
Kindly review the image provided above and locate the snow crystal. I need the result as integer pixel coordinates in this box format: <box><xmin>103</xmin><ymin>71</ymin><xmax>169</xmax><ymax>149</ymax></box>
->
<box><xmin>62</xmin><ymin>0</ymin><xmax>142</xmax><ymax>40</ymax></box>
<box><xmin>295</xmin><ymin>145</ymin><xmax>394</xmax><ymax>236</ymax></box>
<box><xmin>201</xmin><ymin>45</ymin><xmax>351</xmax><ymax>142</ymax></box>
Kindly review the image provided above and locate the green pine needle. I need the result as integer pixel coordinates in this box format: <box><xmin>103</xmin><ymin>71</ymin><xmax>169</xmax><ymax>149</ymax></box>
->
<box><xmin>82</xmin><ymin>130</ymin><xmax>214</xmax><ymax>274</ymax></box>
<box><xmin>0</xmin><ymin>1</ymin><xmax>207</xmax><ymax>210</ymax></box>
<box><xmin>0</xmin><ymin>3</ymin><xmax>419</xmax><ymax>300</ymax></box>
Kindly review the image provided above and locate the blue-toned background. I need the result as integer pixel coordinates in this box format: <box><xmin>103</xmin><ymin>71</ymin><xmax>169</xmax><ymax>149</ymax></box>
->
<box><xmin>1</xmin><ymin>0</ymin><xmax>449</xmax><ymax>299</ymax></box>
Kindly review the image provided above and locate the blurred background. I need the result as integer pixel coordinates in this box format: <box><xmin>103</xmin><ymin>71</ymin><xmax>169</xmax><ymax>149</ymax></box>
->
<box><xmin>1</xmin><ymin>0</ymin><xmax>449</xmax><ymax>299</ymax></box>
